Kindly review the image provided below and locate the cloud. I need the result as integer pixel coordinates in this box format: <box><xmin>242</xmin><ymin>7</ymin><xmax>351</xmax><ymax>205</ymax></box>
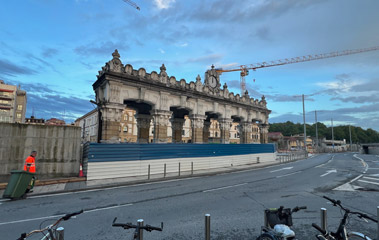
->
<box><xmin>267</xmin><ymin>94</ymin><xmax>315</xmax><ymax>102</ymax></box>
<box><xmin>74</xmin><ymin>41</ymin><xmax>130</xmax><ymax>57</ymax></box>
<box><xmin>41</xmin><ymin>48</ymin><xmax>59</xmax><ymax>58</ymax></box>
<box><xmin>154</xmin><ymin>0</ymin><xmax>176</xmax><ymax>10</ymax></box>
<box><xmin>0</xmin><ymin>59</ymin><xmax>38</xmax><ymax>77</ymax></box>
<box><xmin>186</xmin><ymin>54</ymin><xmax>223</xmax><ymax>64</ymax></box>
<box><xmin>158</xmin><ymin>48</ymin><xmax>165</xmax><ymax>54</ymax></box>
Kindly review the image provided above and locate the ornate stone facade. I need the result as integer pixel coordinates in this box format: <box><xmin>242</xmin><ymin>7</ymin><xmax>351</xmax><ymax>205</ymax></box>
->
<box><xmin>93</xmin><ymin>50</ymin><xmax>271</xmax><ymax>144</ymax></box>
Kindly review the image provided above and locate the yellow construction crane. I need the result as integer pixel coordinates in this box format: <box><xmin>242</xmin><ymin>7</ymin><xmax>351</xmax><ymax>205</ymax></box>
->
<box><xmin>122</xmin><ymin>0</ymin><xmax>140</xmax><ymax>10</ymax></box>
<box><xmin>214</xmin><ymin>46</ymin><xmax>379</xmax><ymax>94</ymax></box>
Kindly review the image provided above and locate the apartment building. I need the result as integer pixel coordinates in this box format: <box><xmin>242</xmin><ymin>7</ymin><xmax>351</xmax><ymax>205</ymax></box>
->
<box><xmin>0</xmin><ymin>80</ymin><xmax>27</xmax><ymax>123</ymax></box>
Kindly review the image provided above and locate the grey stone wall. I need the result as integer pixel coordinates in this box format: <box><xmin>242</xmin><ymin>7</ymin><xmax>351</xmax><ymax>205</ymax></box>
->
<box><xmin>0</xmin><ymin>123</ymin><xmax>81</xmax><ymax>182</ymax></box>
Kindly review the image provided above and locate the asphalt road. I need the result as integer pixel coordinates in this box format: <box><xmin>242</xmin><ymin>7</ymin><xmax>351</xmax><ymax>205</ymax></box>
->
<box><xmin>1</xmin><ymin>153</ymin><xmax>378</xmax><ymax>239</ymax></box>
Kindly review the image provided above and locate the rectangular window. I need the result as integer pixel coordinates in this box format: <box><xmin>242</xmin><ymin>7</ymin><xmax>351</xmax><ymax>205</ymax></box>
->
<box><xmin>17</xmin><ymin>105</ymin><xmax>23</xmax><ymax>110</ymax></box>
<box><xmin>182</xmin><ymin>130</ymin><xmax>185</xmax><ymax>135</ymax></box>
<box><xmin>16</xmin><ymin>113</ymin><xmax>21</xmax><ymax>119</ymax></box>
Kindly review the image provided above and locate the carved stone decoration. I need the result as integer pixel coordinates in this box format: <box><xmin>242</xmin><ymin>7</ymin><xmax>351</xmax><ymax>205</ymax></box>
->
<box><xmin>105</xmin><ymin>49</ymin><xmax>124</xmax><ymax>73</ymax></box>
<box><xmin>171</xmin><ymin>118</ymin><xmax>186</xmax><ymax>143</ymax></box>
<box><xmin>219</xmin><ymin>118</ymin><xmax>233</xmax><ymax>144</ymax></box>
<box><xmin>125</xmin><ymin>64</ymin><xmax>133</xmax><ymax>75</ymax></box>
<box><xmin>239</xmin><ymin>121</ymin><xmax>253</xmax><ymax>144</ymax></box>
<box><xmin>190</xmin><ymin>114</ymin><xmax>206</xmax><ymax>143</ymax></box>
<box><xmin>99</xmin><ymin>104</ymin><xmax>124</xmax><ymax>142</ymax></box>
<box><xmin>180</xmin><ymin>79</ymin><xmax>186</xmax><ymax>88</ymax></box>
<box><xmin>159</xmin><ymin>64</ymin><xmax>168</xmax><ymax>84</ymax></box>
<box><xmin>169</xmin><ymin>76</ymin><xmax>176</xmax><ymax>86</ymax></box>
<box><xmin>151</xmin><ymin>71</ymin><xmax>158</xmax><ymax>81</ymax></box>
<box><xmin>109</xmin><ymin>84</ymin><xmax>121</xmax><ymax>103</ymax></box>
<box><xmin>151</xmin><ymin>110</ymin><xmax>172</xmax><ymax>143</ymax></box>
<box><xmin>259</xmin><ymin>123</ymin><xmax>269</xmax><ymax>144</ymax></box>
<box><xmin>189</xmin><ymin>82</ymin><xmax>195</xmax><ymax>90</ymax></box>
<box><xmin>138</xmin><ymin>68</ymin><xmax>146</xmax><ymax>78</ymax></box>
<box><xmin>195</xmin><ymin>75</ymin><xmax>202</xmax><ymax>92</ymax></box>
<box><xmin>135</xmin><ymin>114</ymin><xmax>152</xmax><ymax>143</ymax></box>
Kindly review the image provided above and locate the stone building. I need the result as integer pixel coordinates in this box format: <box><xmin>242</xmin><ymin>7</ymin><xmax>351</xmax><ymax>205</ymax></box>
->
<box><xmin>89</xmin><ymin>50</ymin><xmax>270</xmax><ymax>144</ymax></box>
<box><xmin>0</xmin><ymin>80</ymin><xmax>27</xmax><ymax>123</ymax></box>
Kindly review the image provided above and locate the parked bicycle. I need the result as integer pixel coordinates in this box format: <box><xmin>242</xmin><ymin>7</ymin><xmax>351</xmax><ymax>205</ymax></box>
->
<box><xmin>256</xmin><ymin>205</ymin><xmax>307</xmax><ymax>240</ymax></box>
<box><xmin>17</xmin><ymin>209</ymin><xmax>83</xmax><ymax>240</ymax></box>
<box><xmin>312</xmin><ymin>196</ymin><xmax>378</xmax><ymax>240</ymax></box>
<box><xmin>112</xmin><ymin>217</ymin><xmax>163</xmax><ymax>240</ymax></box>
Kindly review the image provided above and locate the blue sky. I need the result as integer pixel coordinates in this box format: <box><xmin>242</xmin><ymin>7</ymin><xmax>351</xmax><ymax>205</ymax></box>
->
<box><xmin>1</xmin><ymin>0</ymin><xmax>379</xmax><ymax>131</ymax></box>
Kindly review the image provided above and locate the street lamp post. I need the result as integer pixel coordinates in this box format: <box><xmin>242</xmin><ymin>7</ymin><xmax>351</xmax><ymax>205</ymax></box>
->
<box><xmin>302</xmin><ymin>94</ymin><xmax>307</xmax><ymax>152</ymax></box>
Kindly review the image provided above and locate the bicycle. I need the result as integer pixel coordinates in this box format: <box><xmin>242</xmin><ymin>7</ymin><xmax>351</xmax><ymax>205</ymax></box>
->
<box><xmin>312</xmin><ymin>196</ymin><xmax>378</xmax><ymax>240</ymax></box>
<box><xmin>112</xmin><ymin>217</ymin><xmax>163</xmax><ymax>240</ymax></box>
<box><xmin>256</xmin><ymin>205</ymin><xmax>307</xmax><ymax>240</ymax></box>
<box><xmin>17</xmin><ymin>210</ymin><xmax>83</xmax><ymax>240</ymax></box>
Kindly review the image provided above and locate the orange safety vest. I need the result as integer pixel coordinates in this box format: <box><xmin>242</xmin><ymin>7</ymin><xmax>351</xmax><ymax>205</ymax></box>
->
<box><xmin>23</xmin><ymin>156</ymin><xmax>36</xmax><ymax>173</ymax></box>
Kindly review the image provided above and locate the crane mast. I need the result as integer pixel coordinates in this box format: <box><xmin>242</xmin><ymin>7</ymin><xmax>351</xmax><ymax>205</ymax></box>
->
<box><xmin>122</xmin><ymin>0</ymin><xmax>140</xmax><ymax>10</ymax></box>
<box><xmin>215</xmin><ymin>46</ymin><xmax>379</xmax><ymax>94</ymax></box>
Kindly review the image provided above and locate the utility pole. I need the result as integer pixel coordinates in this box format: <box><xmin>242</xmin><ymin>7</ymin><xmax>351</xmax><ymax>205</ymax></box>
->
<box><xmin>331</xmin><ymin>118</ymin><xmax>334</xmax><ymax>152</ymax></box>
<box><xmin>315</xmin><ymin>110</ymin><xmax>318</xmax><ymax>153</ymax></box>
<box><xmin>302</xmin><ymin>94</ymin><xmax>307</xmax><ymax>152</ymax></box>
<box><xmin>349</xmin><ymin>125</ymin><xmax>352</xmax><ymax>152</ymax></box>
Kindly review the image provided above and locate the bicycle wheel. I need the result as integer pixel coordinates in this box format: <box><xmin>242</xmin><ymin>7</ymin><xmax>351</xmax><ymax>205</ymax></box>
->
<box><xmin>348</xmin><ymin>231</ymin><xmax>372</xmax><ymax>240</ymax></box>
<box><xmin>256</xmin><ymin>232</ymin><xmax>277</xmax><ymax>240</ymax></box>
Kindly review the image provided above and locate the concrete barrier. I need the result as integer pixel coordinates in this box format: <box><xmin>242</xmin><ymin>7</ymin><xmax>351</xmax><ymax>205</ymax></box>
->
<box><xmin>0</xmin><ymin>123</ymin><xmax>81</xmax><ymax>182</ymax></box>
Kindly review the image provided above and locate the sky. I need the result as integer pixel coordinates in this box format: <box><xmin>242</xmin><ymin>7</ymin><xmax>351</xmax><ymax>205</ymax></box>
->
<box><xmin>1</xmin><ymin>0</ymin><xmax>379</xmax><ymax>131</ymax></box>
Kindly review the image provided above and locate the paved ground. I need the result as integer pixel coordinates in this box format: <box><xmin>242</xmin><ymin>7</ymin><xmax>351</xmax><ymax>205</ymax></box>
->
<box><xmin>1</xmin><ymin>153</ymin><xmax>378</xmax><ymax>240</ymax></box>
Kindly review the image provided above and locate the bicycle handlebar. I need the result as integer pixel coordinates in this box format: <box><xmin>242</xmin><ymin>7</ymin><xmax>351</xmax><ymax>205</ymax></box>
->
<box><xmin>112</xmin><ymin>218</ymin><xmax>163</xmax><ymax>231</ymax></box>
<box><xmin>17</xmin><ymin>210</ymin><xmax>84</xmax><ymax>240</ymax></box>
<box><xmin>312</xmin><ymin>223</ymin><xmax>327</xmax><ymax>235</ymax></box>
<box><xmin>292</xmin><ymin>206</ymin><xmax>307</xmax><ymax>213</ymax></box>
<box><xmin>323</xmin><ymin>196</ymin><xmax>378</xmax><ymax>223</ymax></box>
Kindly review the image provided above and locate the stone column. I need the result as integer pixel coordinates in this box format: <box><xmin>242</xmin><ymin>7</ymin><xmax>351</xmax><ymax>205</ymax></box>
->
<box><xmin>190</xmin><ymin>114</ymin><xmax>206</xmax><ymax>143</ymax></box>
<box><xmin>171</xmin><ymin>118</ymin><xmax>185</xmax><ymax>143</ymax></box>
<box><xmin>135</xmin><ymin>114</ymin><xmax>152</xmax><ymax>143</ymax></box>
<box><xmin>239</xmin><ymin>121</ymin><xmax>253</xmax><ymax>144</ymax></box>
<box><xmin>151</xmin><ymin>110</ymin><xmax>172</xmax><ymax>143</ymax></box>
<box><xmin>219</xmin><ymin>118</ymin><xmax>232</xmax><ymax>144</ymax></box>
<box><xmin>203</xmin><ymin>120</ymin><xmax>211</xmax><ymax>143</ymax></box>
<box><xmin>99</xmin><ymin>104</ymin><xmax>124</xmax><ymax>143</ymax></box>
<box><xmin>259</xmin><ymin>124</ymin><xmax>269</xmax><ymax>144</ymax></box>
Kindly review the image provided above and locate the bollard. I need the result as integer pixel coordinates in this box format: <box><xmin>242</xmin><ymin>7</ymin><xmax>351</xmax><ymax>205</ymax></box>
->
<box><xmin>148</xmin><ymin>164</ymin><xmax>150</xmax><ymax>180</ymax></box>
<box><xmin>191</xmin><ymin>162</ymin><xmax>194</xmax><ymax>175</ymax></box>
<box><xmin>138</xmin><ymin>219</ymin><xmax>144</xmax><ymax>240</ymax></box>
<box><xmin>164</xmin><ymin>164</ymin><xmax>166</xmax><ymax>178</ymax></box>
<box><xmin>257</xmin><ymin>157</ymin><xmax>260</xmax><ymax>164</ymax></box>
<box><xmin>321</xmin><ymin>208</ymin><xmax>328</xmax><ymax>232</ymax></box>
<box><xmin>205</xmin><ymin>214</ymin><xmax>211</xmax><ymax>240</ymax></box>
<box><xmin>179</xmin><ymin>162</ymin><xmax>181</xmax><ymax>176</ymax></box>
<box><xmin>56</xmin><ymin>227</ymin><xmax>64</xmax><ymax>240</ymax></box>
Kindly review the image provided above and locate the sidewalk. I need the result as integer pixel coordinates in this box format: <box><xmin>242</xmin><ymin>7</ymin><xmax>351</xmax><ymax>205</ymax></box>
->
<box><xmin>0</xmin><ymin>159</ymin><xmax>290</xmax><ymax>198</ymax></box>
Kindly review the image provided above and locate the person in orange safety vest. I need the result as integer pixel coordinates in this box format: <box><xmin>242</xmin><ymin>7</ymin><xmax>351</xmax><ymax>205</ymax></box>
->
<box><xmin>24</xmin><ymin>151</ymin><xmax>37</xmax><ymax>193</ymax></box>
<box><xmin>24</xmin><ymin>151</ymin><xmax>37</xmax><ymax>173</ymax></box>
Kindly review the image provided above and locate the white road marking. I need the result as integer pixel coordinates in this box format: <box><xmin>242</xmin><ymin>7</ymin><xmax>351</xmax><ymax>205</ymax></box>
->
<box><xmin>315</xmin><ymin>159</ymin><xmax>333</xmax><ymax>168</ymax></box>
<box><xmin>10</xmin><ymin>177</ymin><xmax>201</xmax><ymax>200</ymax></box>
<box><xmin>353</xmin><ymin>154</ymin><xmax>369</xmax><ymax>173</ymax></box>
<box><xmin>349</xmin><ymin>175</ymin><xmax>363</xmax><ymax>183</ymax></box>
<box><xmin>270</xmin><ymin>167</ymin><xmax>293</xmax><ymax>173</ymax></box>
<box><xmin>362</xmin><ymin>177</ymin><xmax>379</xmax><ymax>182</ymax></box>
<box><xmin>276</xmin><ymin>171</ymin><xmax>302</xmax><ymax>178</ymax></box>
<box><xmin>320</xmin><ymin>169</ymin><xmax>337</xmax><ymax>177</ymax></box>
<box><xmin>203</xmin><ymin>183</ymin><xmax>247</xmax><ymax>193</ymax></box>
<box><xmin>358</xmin><ymin>180</ymin><xmax>379</xmax><ymax>186</ymax></box>
<box><xmin>0</xmin><ymin>203</ymin><xmax>133</xmax><ymax>226</ymax></box>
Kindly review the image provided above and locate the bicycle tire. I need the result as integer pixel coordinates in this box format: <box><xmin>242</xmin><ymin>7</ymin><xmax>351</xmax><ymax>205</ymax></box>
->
<box><xmin>348</xmin><ymin>231</ymin><xmax>373</xmax><ymax>240</ymax></box>
<box><xmin>256</xmin><ymin>232</ymin><xmax>278</xmax><ymax>240</ymax></box>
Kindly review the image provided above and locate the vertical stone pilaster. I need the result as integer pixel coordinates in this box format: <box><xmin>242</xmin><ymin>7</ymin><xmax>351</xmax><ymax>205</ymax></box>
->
<box><xmin>100</xmin><ymin>104</ymin><xmax>124</xmax><ymax>143</ymax></box>
<box><xmin>240</xmin><ymin>121</ymin><xmax>253</xmax><ymax>144</ymax></box>
<box><xmin>171</xmin><ymin>118</ymin><xmax>185</xmax><ymax>143</ymax></box>
<box><xmin>190</xmin><ymin>114</ymin><xmax>206</xmax><ymax>143</ymax></box>
<box><xmin>219</xmin><ymin>118</ymin><xmax>232</xmax><ymax>144</ymax></box>
<box><xmin>151</xmin><ymin>110</ymin><xmax>172</xmax><ymax>143</ymax></box>
<box><xmin>203</xmin><ymin>121</ymin><xmax>211</xmax><ymax>143</ymax></box>
<box><xmin>136</xmin><ymin>114</ymin><xmax>152</xmax><ymax>143</ymax></box>
<box><xmin>259</xmin><ymin>124</ymin><xmax>269</xmax><ymax>144</ymax></box>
